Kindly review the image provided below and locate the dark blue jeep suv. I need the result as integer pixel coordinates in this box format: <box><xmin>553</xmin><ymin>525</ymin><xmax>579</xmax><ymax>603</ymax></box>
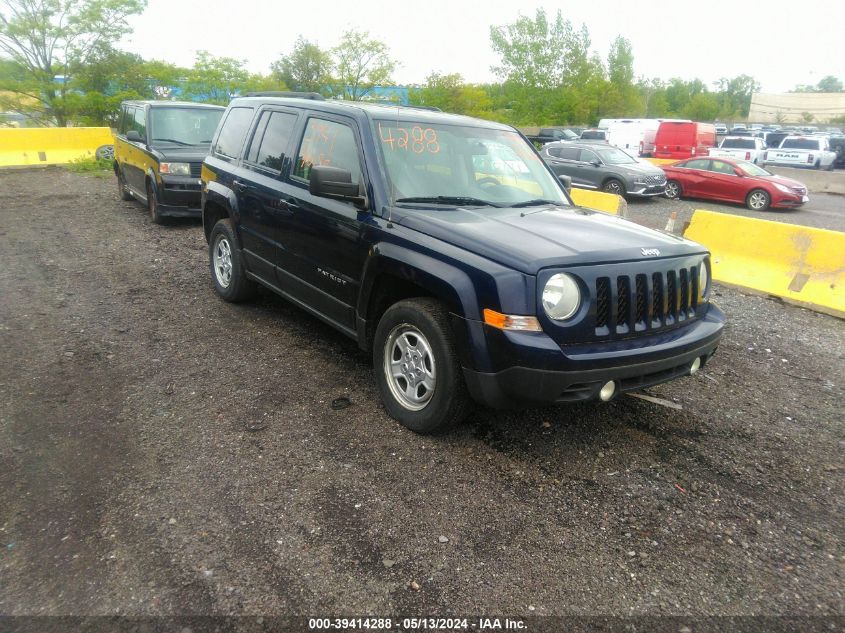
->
<box><xmin>201</xmin><ymin>95</ymin><xmax>725</xmax><ymax>433</ymax></box>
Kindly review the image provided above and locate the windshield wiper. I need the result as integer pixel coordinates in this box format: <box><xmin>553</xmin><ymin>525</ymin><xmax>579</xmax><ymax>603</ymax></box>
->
<box><xmin>510</xmin><ymin>198</ymin><xmax>569</xmax><ymax>208</ymax></box>
<box><xmin>395</xmin><ymin>196</ymin><xmax>503</xmax><ymax>207</ymax></box>
<box><xmin>152</xmin><ymin>138</ymin><xmax>190</xmax><ymax>145</ymax></box>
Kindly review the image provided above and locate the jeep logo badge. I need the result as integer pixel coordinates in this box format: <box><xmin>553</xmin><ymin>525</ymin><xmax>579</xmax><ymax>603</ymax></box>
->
<box><xmin>641</xmin><ymin>248</ymin><xmax>660</xmax><ymax>256</ymax></box>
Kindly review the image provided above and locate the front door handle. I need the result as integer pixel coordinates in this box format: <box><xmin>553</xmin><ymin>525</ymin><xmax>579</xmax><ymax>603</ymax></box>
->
<box><xmin>279</xmin><ymin>198</ymin><xmax>300</xmax><ymax>211</ymax></box>
<box><xmin>232</xmin><ymin>179</ymin><xmax>247</xmax><ymax>193</ymax></box>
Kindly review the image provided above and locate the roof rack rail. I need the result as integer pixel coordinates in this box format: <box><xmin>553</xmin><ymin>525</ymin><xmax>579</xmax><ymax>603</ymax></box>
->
<box><xmin>400</xmin><ymin>104</ymin><xmax>442</xmax><ymax>112</ymax></box>
<box><xmin>244</xmin><ymin>91</ymin><xmax>325</xmax><ymax>100</ymax></box>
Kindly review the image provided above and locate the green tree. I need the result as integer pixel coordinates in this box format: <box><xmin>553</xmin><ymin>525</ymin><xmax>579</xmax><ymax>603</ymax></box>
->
<box><xmin>0</xmin><ymin>0</ymin><xmax>147</xmax><ymax>125</ymax></box>
<box><xmin>331</xmin><ymin>29</ymin><xmax>394</xmax><ymax>101</ymax></box>
<box><xmin>413</xmin><ymin>72</ymin><xmax>492</xmax><ymax>118</ymax></box>
<box><xmin>816</xmin><ymin>75</ymin><xmax>843</xmax><ymax>92</ymax></box>
<box><xmin>489</xmin><ymin>8</ymin><xmax>569</xmax><ymax>89</ymax></box>
<box><xmin>605</xmin><ymin>36</ymin><xmax>641</xmax><ymax>116</ymax></box>
<box><xmin>271</xmin><ymin>36</ymin><xmax>332</xmax><ymax>94</ymax></box>
<box><xmin>183</xmin><ymin>51</ymin><xmax>282</xmax><ymax>104</ymax></box>
<box><xmin>714</xmin><ymin>74</ymin><xmax>759</xmax><ymax>118</ymax></box>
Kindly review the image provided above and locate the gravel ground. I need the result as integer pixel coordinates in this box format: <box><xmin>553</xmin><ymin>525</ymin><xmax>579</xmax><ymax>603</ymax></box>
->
<box><xmin>0</xmin><ymin>167</ymin><xmax>843</xmax><ymax>627</ymax></box>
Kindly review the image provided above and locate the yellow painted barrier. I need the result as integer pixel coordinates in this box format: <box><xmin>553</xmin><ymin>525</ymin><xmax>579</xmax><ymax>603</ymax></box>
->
<box><xmin>684</xmin><ymin>209</ymin><xmax>845</xmax><ymax>318</ymax></box>
<box><xmin>0</xmin><ymin>127</ymin><xmax>114</xmax><ymax>167</ymax></box>
<box><xmin>570</xmin><ymin>188</ymin><xmax>624</xmax><ymax>215</ymax></box>
<box><xmin>644</xmin><ymin>157</ymin><xmax>679</xmax><ymax>167</ymax></box>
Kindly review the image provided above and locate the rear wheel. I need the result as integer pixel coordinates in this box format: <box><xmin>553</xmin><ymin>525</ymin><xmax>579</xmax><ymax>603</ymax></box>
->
<box><xmin>209</xmin><ymin>219</ymin><xmax>256</xmax><ymax>302</ymax></box>
<box><xmin>814</xmin><ymin>160</ymin><xmax>821</xmax><ymax>170</ymax></box>
<box><xmin>602</xmin><ymin>178</ymin><xmax>625</xmax><ymax>196</ymax></box>
<box><xmin>116</xmin><ymin>167</ymin><xmax>132</xmax><ymax>201</ymax></box>
<box><xmin>665</xmin><ymin>180</ymin><xmax>681</xmax><ymax>199</ymax></box>
<box><xmin>373</xmin><ymin>298</ymin><xmax>470</xmax><ymax>434</ymax></box>
<box><xmin>746</xmin><ymin>188</ymin><xmax>770</xmax><ymax>211</ymax></box>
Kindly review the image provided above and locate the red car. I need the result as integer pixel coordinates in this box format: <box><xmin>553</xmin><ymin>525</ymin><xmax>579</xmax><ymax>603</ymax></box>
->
<box><xmin>663</xmin><ymin>157</ymin><xmax>809</xmax><ymax>211</ymax></box>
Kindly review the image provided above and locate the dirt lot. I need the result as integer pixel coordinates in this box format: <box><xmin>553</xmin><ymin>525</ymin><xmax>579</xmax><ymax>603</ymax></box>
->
<box><xmin>0</xmin><ymin>167</ymin><xmax>843</xmax><ymax>627</ymax></box>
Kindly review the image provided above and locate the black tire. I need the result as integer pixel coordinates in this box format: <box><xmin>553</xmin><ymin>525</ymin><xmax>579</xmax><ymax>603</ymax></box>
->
<box><xmin>116</xmin><ymin>167</ymin><xmax>133</xmax><ymax>201</ymax></box>
<box><xmin>814</xmin><ymin>160</ymin><xmax>821</xmax><ymax>170</ymax></box>
<box><xmin>373</xmin><ymin>298</ymin><xmax>470</xmax><ymax>434</ymax></box>
<box><xmin>209</xmin><ymin>218</ymin><xmax>256</xmax><ymax>302</ymax></box>
<box><xmin>665</xmin><ymin>179</ymin><xmax>681</xmax><ymax>200</ymax></box>
<box><xmin>602</xmin><ymin>178</ymin><xmax>625</xmax><ymax>196</ymax></box>
<box><xmin>746</xmin><ymin>188</ymin><xmax>771</xmax><ymax>211</ymax></box>
<box><xmin>147</xmin><ymin>182</ymin><xmax>164</xmax><ymax>224</ymax></box>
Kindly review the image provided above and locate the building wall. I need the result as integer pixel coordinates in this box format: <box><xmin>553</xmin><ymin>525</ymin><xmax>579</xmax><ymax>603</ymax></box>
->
<box><xmin>749</xmin><ymin>92</ymin><xmax>845</xmax><ymax>124</ymax></box>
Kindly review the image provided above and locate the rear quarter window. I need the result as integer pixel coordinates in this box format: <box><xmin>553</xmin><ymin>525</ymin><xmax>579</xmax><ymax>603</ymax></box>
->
<box><xmin>213</xmin><ymin>107</ymin><xmax>255</xmax><ymax>159</ymax></box>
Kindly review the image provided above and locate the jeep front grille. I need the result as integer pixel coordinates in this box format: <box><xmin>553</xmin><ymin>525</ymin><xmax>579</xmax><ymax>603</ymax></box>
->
<box><xmin>190</xmin><ymin>163</ymin><xmax>202</xmax><ymax>177</ymax></box>
<box><xmin>594</xmin><ymin>265</ymin><xmax>699</xmax><ymax>336</ymax></box>
<box><xmin>642</xmin><ymin>174</ymin><xmax>666</xmax><ymax>186</ymax></box>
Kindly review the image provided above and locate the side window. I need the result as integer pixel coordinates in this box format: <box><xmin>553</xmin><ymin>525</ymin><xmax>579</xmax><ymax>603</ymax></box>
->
<box><xmin>711</xmin><ymin>160</ymin><xmax>734</xmax><ymax>175</ymax></box>
<box><xmin>557</xmin><ymin>147</ymin><xmax>580</xmax><ymax>161</ymax></box>
<box><xmin>133</xmin><ymin>107</ymin><xmax>146</xmax><ymax>139</ymax></box>
<box><xmin>685</xmin><ymin>158</ymin><xmax>710</xmax><ymax>170</ymax></box>
<box><xmin>293</xmin><ymin>118</ymin><xmax>362</xmax><ymax>183</ymax></box>
<box><xmin>254</xmin><ymin>111</ymin><xmax>298</xmax><ymax>172</ymax></box>
<box><xmin>214</xmin><ymin>107</ymin><xmax>255</xmax><ymax>159</ymax></box>
<box><xmin>245</xmin><ymin>111</ymin><xmax>271</xmax><ymax>164</ymax></box>
<box><xmin>118</xmin><ymin>106</ymin><xmax>129</xmax><ymax>135</ymax></box>
<box><xmin>579</xmin><ymin>149</ymin><xmax>598</xmax><ymax>163</ymax></box>
<box><xmin>546</xmin><ymin>147</ymin><xmax>561</xmax><ymax>158</ymax></box>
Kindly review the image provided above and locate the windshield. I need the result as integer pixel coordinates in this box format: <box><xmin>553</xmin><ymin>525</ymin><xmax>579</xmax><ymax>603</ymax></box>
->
<box><xmin>150</xmin><ymin>107</ymin><xmax>224</xmax><ymax>146</ymax></box>
<box><xmin>780</xmin><ymin>138</ymin><xmax>819</xmax><ymax>150</ymax></box>
<box><xmin>595</xmin><ymin>147</ymin><xmax>637</xmax><ymax>164</ymax></box>
<box><xmin>374</xmin><ymin>120</ymin><xmax>569</xmax><ymax>207</ymax></box>
<box><xmin>721</xmin><ymin>138</ymin><xmax>755</xmax><ymax>149</ymax></box>
<box><xmin>736</xmin><ymin>161</ymin><xmax>772</xmax><ymax>177</ymax></box>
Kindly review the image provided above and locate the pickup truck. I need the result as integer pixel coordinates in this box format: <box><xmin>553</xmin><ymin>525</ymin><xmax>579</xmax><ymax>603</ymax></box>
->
<box><xmin>200</xmin><ymin>94</ymin><xmax>724</xmax><ymax>433</ymax></box>
<box><xmin>708</xmin><ymin>136</ymin><xmax>767</xmax><ymax>165</ymax></box>
<box><xmin>523</xmin><ymin>127</ymin><xmax>579</xmax><ymax>148</ymax></box>
<box><xmin>763</xmin><ymin>136</ymin><xmax>837</xmax><ymax>170</ymax></box>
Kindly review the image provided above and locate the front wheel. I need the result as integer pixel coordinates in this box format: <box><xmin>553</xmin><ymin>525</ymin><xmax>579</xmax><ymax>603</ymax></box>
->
<box><xmin>147</xmin><ymin>182</ymin><xmax>164</xmax><ymax>224</ymax></box>
<box><xmin>746</xmin><ymin>188</ymin><xmax>771</xmax><ymax>211</ymax></box>
<box><xmin>602</xmin><ymin>178</ymin><xmax>625</xmax><ymax>196</ymax></box>
<box><xmin>373</xmin><ymin>298</ymin><xmax>470</xmax><ymax>434</ymax></box>
<box><xmin>665</xmin><ymin>180</ymin><xmax>681</xmax><ymax>199</ymax></box>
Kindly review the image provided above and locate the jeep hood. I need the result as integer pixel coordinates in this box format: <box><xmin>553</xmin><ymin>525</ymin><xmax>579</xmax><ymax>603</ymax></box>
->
<box><xmin>617</xmin><ymin>161</ymin><xmax>665</xmax><ymax>176</ymax></box>
<box><xmin>395</xmin><ymin>205</ymin><xmax>705</xmax><ymax>275</ymax></box>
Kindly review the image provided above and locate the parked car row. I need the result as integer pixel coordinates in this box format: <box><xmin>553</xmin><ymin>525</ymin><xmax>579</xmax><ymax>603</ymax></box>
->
<box><xmin>112</xmin><ymin>96</ymin><xmax>725</xmax><ymax>433</ymax></box>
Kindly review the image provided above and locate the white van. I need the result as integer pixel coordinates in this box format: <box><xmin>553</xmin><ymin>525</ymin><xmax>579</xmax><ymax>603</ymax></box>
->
<box><xmin>605</xmin><ymin>119</ymin><xmax>664</xmax><ymax>157</ymax></box>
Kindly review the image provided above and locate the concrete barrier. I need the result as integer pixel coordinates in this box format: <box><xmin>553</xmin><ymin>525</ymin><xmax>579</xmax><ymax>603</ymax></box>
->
<box><xmin>570</xmin><ymin>188</ymin><xmax>626</xmax><ymax>216</ymax></box>
<box><xmin>684</xmin><ymin>209</ymin><xmax>845</xmax><ymax>318</ymax></box>
<box><xmin>0</xmin><ymin>127</ymin><xmax>114</xmax><ymax>167</ymax></box>
<box><xmin>644</xmin><ymin>157</ymin><xmax>679</xmax><ymax>167</ymax></box>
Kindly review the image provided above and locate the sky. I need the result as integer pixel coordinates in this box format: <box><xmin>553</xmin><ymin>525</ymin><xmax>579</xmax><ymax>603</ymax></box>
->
<box><xmin>119</xmin><ymin>0</ymin><xmax>845</xmax><ymax>93</ymax></box>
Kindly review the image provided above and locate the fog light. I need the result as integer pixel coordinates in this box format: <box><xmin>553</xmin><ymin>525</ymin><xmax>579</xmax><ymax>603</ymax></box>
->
<box><xmin>599</xmin><ymin>380</ymin><xmax>617</xmax><ymax>402</ymax></box>
<box><xmin>690</xmin><ymin>357</ymin><xmax>702</xmax><ymax>375</ymax></box>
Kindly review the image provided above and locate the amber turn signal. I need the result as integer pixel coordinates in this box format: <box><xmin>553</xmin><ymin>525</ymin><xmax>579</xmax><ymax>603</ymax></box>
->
<box><xmin>483</xmin><ymin>309</ymin><xmax>542</xmax><ymax>332</ymax></box>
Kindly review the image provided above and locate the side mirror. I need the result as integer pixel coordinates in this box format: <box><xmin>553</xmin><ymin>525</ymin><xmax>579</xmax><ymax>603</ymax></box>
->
<box><xmin>558</xmin><ymin>174</ymin><xmax>572</xmax><ymax>192</ymax></box>
<box><xmin>734</xmin><ymin>168</ymin><xmax>744</xmax><ymax>177</ymax></box>
<box><xmin>591</xmin><ymin>160</ymin><xmax>601</xmax><ymax>167</ymax></box>
<box><xmin>309</xmin><ymin>165</ymin><xmax>366</xmax><ymax>206</ymax></box>
<box><xmin>126</xmin><ymin>130</ymin><xmax>144</xmax><ymax>143</ymax></box>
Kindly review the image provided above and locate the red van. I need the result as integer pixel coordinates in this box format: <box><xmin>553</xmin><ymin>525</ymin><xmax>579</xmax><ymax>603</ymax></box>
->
<box><xmin>653</xmin><ymin>121</ymin><xmax>716</xmax><ymax>159</ymax></box>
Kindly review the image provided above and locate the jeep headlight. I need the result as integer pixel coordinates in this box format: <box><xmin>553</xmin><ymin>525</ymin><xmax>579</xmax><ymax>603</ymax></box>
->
<box><xmin>542</xmin><ymin>273</ymin><xmax>581</xmax><ymax>320</ymax></box>
<box><xmin>699</xmin><ymin>261</ymin><xmax>710</xmax><ymax>300</ymax></box>
<box><xmin>160</xmin><ymin>162</ymin><xmax>191</xmax><ymax>176</ymax></box>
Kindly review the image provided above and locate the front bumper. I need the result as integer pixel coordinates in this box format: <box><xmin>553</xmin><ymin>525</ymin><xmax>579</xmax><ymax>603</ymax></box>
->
<box><xmin>457</xmin><ymin>304</ymin><xmax>725</xmax><ymax>409</ymax></box>
<box><xmin>157</xmin><ymin>175</ymin><xmax>202</xmax><ymax>217</ymax></box>
<box><xmin>628</xmin><ymin>183</ymin><xmax>667</xmax><ymax>197</ymax></box>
